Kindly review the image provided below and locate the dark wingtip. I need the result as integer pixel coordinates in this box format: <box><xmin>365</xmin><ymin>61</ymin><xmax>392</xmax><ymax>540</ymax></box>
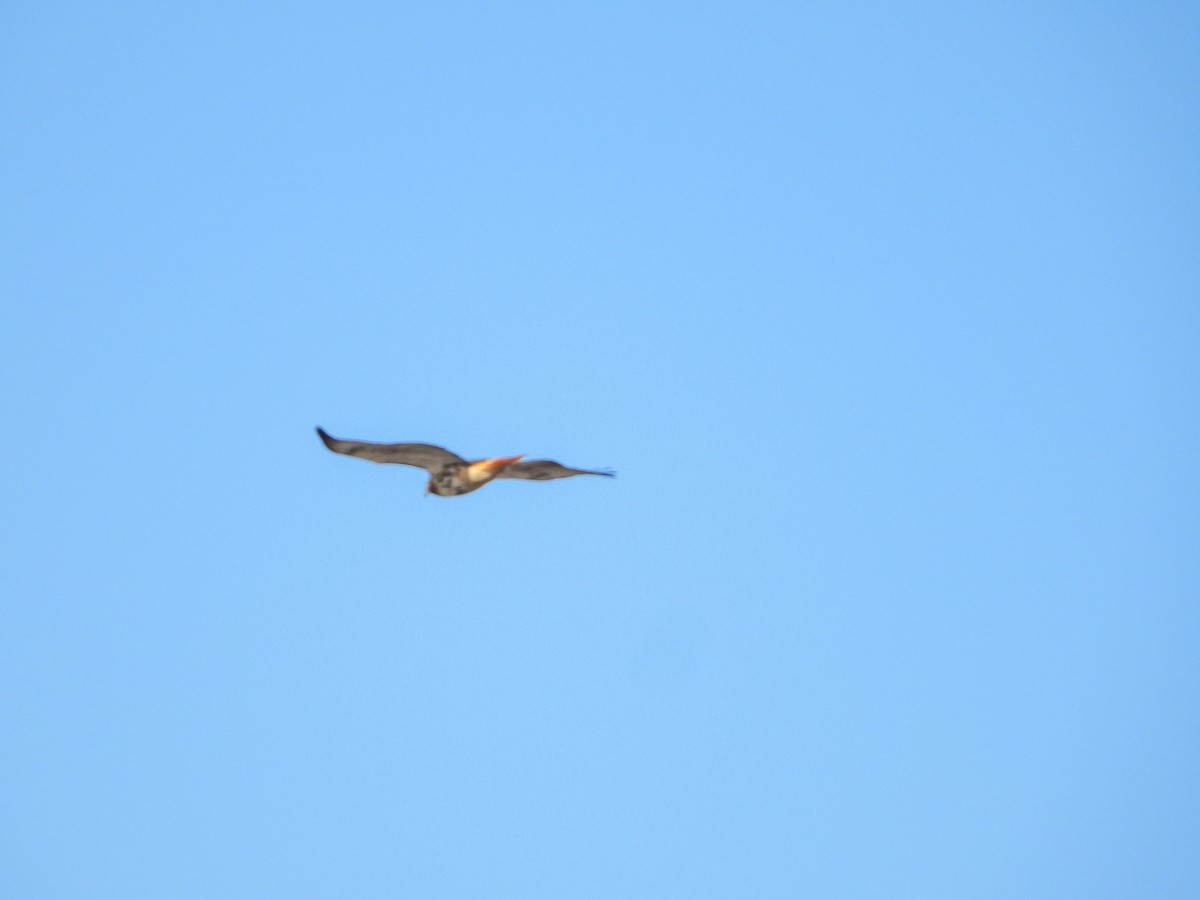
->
<box><xmin>315</xmin><ymin>427</ymin><xmax>334</xmax><ymax>448</ymax></box>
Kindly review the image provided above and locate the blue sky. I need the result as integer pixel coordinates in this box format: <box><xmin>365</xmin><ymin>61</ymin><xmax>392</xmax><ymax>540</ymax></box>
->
<box><xmin>2</xmin><ymin>3</ymin><xmax>1198</xmax><ymax>897</ymax></box>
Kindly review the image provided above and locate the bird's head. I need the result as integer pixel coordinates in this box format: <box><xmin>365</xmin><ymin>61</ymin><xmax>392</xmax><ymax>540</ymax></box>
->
<box><xmin>426</xmin><ymin>471</ymin><xmax>461</xmax><ymax>497</ymax></box>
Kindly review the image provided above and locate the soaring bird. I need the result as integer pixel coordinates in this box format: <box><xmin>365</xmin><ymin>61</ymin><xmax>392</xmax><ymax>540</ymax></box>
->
<box><xmin>316</xmin><ymin>427</ymin><xmax>614</xmax><ymax>497</ymax></box>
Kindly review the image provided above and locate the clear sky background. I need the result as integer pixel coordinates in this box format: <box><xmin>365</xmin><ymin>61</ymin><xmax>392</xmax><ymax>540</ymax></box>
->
<box><xmin>2</xmin><ymin>3</ymin><xmax>1198</xmax><ymax>897</ymax></box>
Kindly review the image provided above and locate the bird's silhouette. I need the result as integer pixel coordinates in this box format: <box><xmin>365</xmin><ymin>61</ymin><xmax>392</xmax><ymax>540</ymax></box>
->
<box><xmin>316</xmin><ymin>427</ymin><xmax>614</xmax><ymax>497</ymax></box>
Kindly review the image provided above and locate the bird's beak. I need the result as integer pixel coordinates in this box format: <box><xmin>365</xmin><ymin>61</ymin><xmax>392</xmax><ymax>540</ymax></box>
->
<box><xmin>477</xmin><ymin>454</ymin><xmax>524</xmax><ymax>472</ymax></box>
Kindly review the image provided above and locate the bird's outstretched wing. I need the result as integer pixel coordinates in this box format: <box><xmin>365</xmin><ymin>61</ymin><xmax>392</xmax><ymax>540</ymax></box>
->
<box><xmin>316</xmin><ymin>427</ymin><xmax>465</xmax><ymax>472</ymax></box>
<box><xmin>493</xmin><ymin>460</ymin><xmax>615</xmax><ymax>481</ymax></box>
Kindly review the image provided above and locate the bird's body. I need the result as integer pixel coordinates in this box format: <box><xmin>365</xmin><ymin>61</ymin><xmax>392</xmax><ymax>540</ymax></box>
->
<box><xmin>425</xmin><ymin>455</ymin><xmax>527</xmax><ymax>497</ymax></box>
<box><xmin>316</xmin><ymin>428</ymin><xmax>613</xmax><ymax>497</ymax></box>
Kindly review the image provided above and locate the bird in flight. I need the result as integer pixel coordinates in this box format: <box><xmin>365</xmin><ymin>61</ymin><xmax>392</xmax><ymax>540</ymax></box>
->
<box><xmin>316</xmin><ymin>427</ymin><xmax>614</xmax><ymax>497</ymax></box>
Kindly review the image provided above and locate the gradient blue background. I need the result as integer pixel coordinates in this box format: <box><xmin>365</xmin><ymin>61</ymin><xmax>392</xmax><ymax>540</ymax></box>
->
<box><xmin>3</xmin><ymin>3</ymin><xmax>1198</xmax><ymax>897</ymax></box>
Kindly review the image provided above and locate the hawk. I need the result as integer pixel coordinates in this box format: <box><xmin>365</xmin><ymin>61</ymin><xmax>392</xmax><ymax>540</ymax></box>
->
<box><xmin>316</xmin><ymin>427</ymin><xmax>614</xmax><ymax>497</ymax></box>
